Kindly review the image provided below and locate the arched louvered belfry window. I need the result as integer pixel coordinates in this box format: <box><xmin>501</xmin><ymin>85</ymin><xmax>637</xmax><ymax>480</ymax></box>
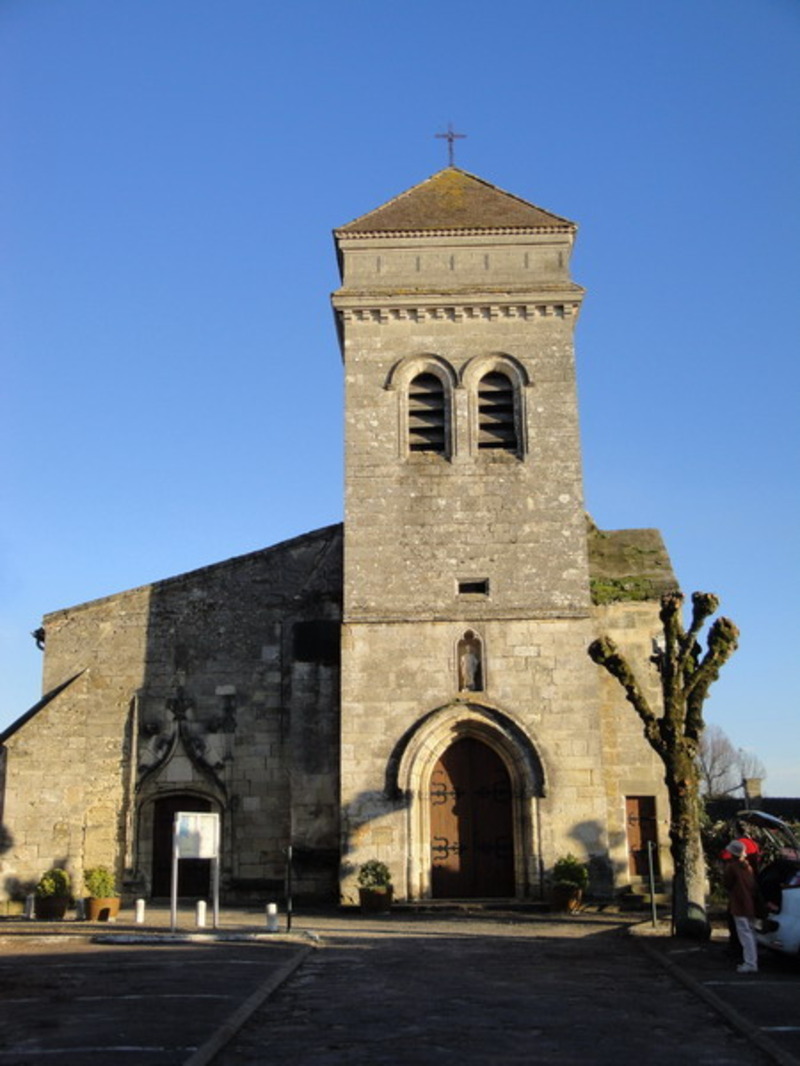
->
<box><xmin>477</xmin><ymin>371</ymin><xmax>518</xmax><ymax>452</ymax></box>
<box><xmin>408</xmin><ymin>372</ymin><xmax>447</xmax><ymax>454</ymax></box>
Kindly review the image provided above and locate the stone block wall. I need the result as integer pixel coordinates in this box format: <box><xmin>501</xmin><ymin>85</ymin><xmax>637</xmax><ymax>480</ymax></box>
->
<box><xmin>340</xmin><ymin>602</ymin><xmax>673</xmax><ymax>902</ymax></box>
<box><xmin>340</xmin><ymin>615</ymin><xmax>615</xmax><ymax>901</ymax></box>
<box><xmin>592</xmin><ymin>601</ymin><xmax>674</xmax><ymax>886</ymax></box>
<box><xmin>1</xmin><ymin>589</ymin><xmax>149</xmax><ymax>901</ymax></box>
<box><xmin>341</xmin><ymin>309</ymin><xmax>590</xmax><ymax>622</ymax></box>
<box><xmin>0</xmin><ymin>526</ymin><xmax>343</xmax><ymax>903</ymax></box>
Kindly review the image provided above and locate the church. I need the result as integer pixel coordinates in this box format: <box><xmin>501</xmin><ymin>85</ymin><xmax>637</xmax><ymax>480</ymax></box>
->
<box><xmin>0</xmin><ymin>168</ymin><xmax>678</xmax><ymax>906</ymax></box>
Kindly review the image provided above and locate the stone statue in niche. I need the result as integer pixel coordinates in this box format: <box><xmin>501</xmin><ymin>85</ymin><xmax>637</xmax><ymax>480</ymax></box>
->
<box><xmin>458</xmin><ymin>630</ymin><xmax>484</xmax><ymax>691</ymax></box>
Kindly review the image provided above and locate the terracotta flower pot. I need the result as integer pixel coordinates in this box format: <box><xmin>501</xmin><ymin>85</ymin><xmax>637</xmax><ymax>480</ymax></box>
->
<box><xmin>86</xmin><ymin>897</ymin><xmax>121</xmax><ymax>921</ymax></box>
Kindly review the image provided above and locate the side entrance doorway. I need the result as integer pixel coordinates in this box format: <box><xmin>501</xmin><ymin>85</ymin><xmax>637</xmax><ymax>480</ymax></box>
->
<box><xmin>625</xmin><ymin>795</ymin><xmax>661</xmax><ymax>879</ymax></box>
<box><xmin>429</xmin><ymin>737</ymin><xmax>514</xmax><ymax>897</ymax></box>
<box><xmin>151</xmin><ymin>794</ymin><xmax>213</xmax><ymax>897</ymax></box>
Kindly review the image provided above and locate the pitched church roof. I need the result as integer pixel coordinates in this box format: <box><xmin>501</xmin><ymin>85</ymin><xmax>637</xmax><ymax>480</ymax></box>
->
<box><xmin>336</xmin><ymin>168</ymin><xmax>576</xmax><ymax>236</ymax></box>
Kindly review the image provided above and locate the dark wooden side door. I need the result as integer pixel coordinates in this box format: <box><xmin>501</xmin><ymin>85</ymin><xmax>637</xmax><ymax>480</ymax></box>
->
<box><xmin>152</xmin><ymin>794</ymin><xmax>212</xmax><ymax>897</ymax></box>
<box><xmin>626</xmin><ymin>795</ymin><xmax>660</xmax><ymax>878</ymax></box>
<box><xmin>429</xmin><ymin>737</ymin><xmax>514</xmax><ymax>898</ymax></box>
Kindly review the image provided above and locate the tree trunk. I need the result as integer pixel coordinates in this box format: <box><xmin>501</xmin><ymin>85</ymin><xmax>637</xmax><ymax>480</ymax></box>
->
<box><xmin>666</xmin><ymin>756</ymin><xmax>709</xmax><ymax>938</ymax></box>
<box><xmin>588</xmin><ymin>592</ymin><xmax>738</xmax><ymax>941</ymax></box>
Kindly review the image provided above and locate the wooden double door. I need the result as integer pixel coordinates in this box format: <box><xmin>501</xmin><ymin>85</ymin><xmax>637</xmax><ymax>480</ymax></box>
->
<box><xmin>429</xmin><ymin>737</ymin><xmax>515</xmax><ymax>898</ymax></box>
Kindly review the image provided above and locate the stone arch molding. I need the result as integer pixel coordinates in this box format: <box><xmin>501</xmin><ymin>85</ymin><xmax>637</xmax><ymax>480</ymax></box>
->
<box><xmin>390</xmin><ymin>701</ymin><xmax>546</xmax><ymax>900</ymax></box>
<box><xmin>137</xmin><ymin>775</ymin><xmax>227</xmax><ymax>814</ymax></box>
<box><xmin>385</xmin><ymin>354</ymin><xmax>458</xmax><ymax>460</ymax></box>
<box><xmin>383</xmin><ymin>353</ymin><xmax>459</xmax><ymax>393</ymax></box>
<box><xmin>459</xmin><ymin>351</ymin><xmax>531</xmax><ymax>390</ymax></box>
<box><xmin>384</xmin><ymin>351</ymin><xmax>531</xmax><ymax>393</ymax></box>
<box><xmin>393</xmin><ymin>701</ymin><xmax>545</xmax><ymax>799</ymax></box>
<box><xmin>461</xmin><ymin>353</ymin><xmax>530</xmax><ymax>458</ymax></box>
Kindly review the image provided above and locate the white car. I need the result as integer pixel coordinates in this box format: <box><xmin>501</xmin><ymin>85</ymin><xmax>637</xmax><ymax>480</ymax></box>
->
<box><xmin>736</xmin><ymin>809</ymin><xmax>800</xmax><ymax>956</ymax></box>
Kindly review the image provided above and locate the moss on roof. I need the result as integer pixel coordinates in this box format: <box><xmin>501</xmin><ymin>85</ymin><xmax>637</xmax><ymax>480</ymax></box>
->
<box><xmin>587</xmin><ymin>519</ymin><xmax>678</xmax><ymax>605</ymax></box>
<box><xmin>336</xmin><ymin>168</ymin><xmax>576</xmax><ymax>235</ymax></box>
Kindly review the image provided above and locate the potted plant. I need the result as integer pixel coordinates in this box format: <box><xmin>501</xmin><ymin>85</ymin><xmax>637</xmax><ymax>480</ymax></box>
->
<box><xmin>550</xmin><ymin>854</ymin><xmax>589</xmax><ymax>913</ymax></box>
<box><xmin>84</xmin><ymin>865</ymin><xmax>121</xmax><ymax>921</ymax></box>
<box><xmin>34</xmin><ymin>867</ymin><xmax>72</xmax><ymax>920</ymax></box>
<box><xmin>357</xmin><ymin>859</ymin><xmax>393</xmax><ymax>914</ymax></box>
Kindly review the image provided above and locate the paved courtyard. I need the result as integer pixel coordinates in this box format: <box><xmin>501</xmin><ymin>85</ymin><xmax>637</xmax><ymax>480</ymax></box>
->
<box><xmin>0</xmin><ymin>907</ymin><xmax>797</xmax><ymax>1065</ymax></box>
<box><xmin>213</xmin><ymin>914</ymin><xmax>786</xmax><ymax>1066</ymax></box>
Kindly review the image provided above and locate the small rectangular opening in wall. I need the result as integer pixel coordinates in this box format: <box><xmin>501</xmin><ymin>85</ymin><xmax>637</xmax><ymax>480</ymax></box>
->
<box><xmin>458</xmin><ymin>579</ymin><xmax>490</xmax><ymax>597</ymax></box>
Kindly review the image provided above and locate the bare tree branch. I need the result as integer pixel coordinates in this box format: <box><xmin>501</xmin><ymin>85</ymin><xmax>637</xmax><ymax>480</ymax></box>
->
<box><xmin>678</xmin><ymin>592</ymin><xmax>719</xmax><ymax>678</ymax></box>
<box><xmin>698</xmin><ymin>724</ymin><xmax>740</xmax><ymax>797</ymax></box>
<box><xmin>738</xmin><ymin>748</ymin><xmax>766</xmax><ymax>783</ymax></box>
<box><xmin>587</xmin><ymin>636</ymin><xmax>663</xmax><ymax>754</ymax></box>
<box><xmin>685</xmin><ymin>616</ymin><xmax>739</xmax><ymax>737</ymax></box>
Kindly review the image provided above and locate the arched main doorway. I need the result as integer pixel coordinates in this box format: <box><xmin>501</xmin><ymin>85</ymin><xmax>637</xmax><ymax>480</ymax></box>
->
<box><xmin>151</xmin><ymin>794</ymin><xmax>213</xmax><ymax>898</ymax></box>
<box><xmin>429</xmin><ymin>736</ymin><xmax>514</xmax><ymax>898</ymax></box>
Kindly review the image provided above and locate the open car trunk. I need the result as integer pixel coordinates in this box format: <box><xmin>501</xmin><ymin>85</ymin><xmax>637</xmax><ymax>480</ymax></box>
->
<box><xmin>735</xmin><ymin>810</ymin><xmax>800</xmax><ymax>955</ymax></box>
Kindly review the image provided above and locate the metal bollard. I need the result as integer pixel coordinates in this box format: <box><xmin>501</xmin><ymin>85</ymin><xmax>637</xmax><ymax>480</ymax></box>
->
<box><xmin>135</xmin><ymin>898</ymin><xmax>146</xmax><ymax>924</ymax></box>
<box><xmin>24</xmin><ymin>894</ymin><xmax>35</xmax><ymax>920</ymax></box>
<box><xmin>196</xmin><ymin>900</ymin><xmax>207</xmax><ymax>928</ymax></box>
<box><xmin>266</xmin><ymin>902</ymin><xmax>279</xmax><ymax>933</ymax></box>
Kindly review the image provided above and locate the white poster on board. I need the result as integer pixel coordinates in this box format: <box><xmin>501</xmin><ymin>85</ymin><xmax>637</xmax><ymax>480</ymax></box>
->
<box><xmin>171</xmin><ymin>811</ymin><xmax>221</xmax><ymax>931</ymax></box>
<box><xmin>175</xmin><ymin>811</ymin><xmax>220</xmax><ymax>859</ymax></box>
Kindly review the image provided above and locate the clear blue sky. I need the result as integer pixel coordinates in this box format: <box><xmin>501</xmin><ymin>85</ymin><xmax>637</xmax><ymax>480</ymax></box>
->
<box><xmin>2</xmin><ymin>1</ymin><xmax>799</xmax><ymax>794</ymax></box>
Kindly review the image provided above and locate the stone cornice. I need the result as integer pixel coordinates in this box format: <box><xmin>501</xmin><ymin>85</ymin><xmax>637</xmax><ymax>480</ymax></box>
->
<box><xmin>334</xmin><ymin>225</ymin><xmax>575</xmax><ymax>239</ymax></box>
<box><xmin>333</xmin><ymin>300</ymin><xmax>582</xmax><ymax>323</ymax></box>
<box><xmin>343</xmin><ymin>606</ymin><xmax>592</xmax><ymax>624</ymax></box>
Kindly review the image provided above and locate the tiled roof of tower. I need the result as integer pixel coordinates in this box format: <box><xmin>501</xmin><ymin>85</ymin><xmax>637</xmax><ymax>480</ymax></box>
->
<box><xmin>336</xmin><ymin>168</ymin><xmax>576</xmax><ymax>234</ymax></box>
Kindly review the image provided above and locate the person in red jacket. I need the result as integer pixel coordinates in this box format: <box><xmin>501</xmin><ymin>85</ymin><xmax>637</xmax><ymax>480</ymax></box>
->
<box><xmin>720</xmin><ymin>831</ymin><xmax>760</xmax><ymax>871</ymax></box>
<box><xmin>723</xmin><ymin>839</ymin><xmax>759</xmax><ymax>973</ymax></box>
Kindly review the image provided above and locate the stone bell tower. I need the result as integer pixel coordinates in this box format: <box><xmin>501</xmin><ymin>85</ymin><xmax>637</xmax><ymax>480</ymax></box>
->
<box><xmin>332</xmin><ymin>169</ymin><xmax>604</xmax><ymax>902</ymax></box>
<box><xmin>333</xmin><ymin>168</ymin><xmax>588</xmax><ymax>619</ymax></box>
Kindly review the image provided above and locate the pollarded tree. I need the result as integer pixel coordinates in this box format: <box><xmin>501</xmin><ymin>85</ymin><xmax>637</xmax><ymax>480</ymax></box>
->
<box><xmin>588</xmin><ymin>591</ymin><xmax>739</xmax><ymax>937</ymax></box>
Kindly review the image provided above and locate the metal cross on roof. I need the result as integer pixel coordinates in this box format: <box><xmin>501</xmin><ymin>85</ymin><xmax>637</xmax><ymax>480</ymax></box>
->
<box><xmin>435</xmin><ymin>123</ymin><xmax>466</xmax><ymax>167</ymax></box>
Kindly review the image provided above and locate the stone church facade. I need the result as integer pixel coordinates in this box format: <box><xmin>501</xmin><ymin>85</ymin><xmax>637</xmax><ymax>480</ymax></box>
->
<box><xmin>0</xmin><ymin>169</ymin><xmax>677</xmax><ymax>906</ymax></box>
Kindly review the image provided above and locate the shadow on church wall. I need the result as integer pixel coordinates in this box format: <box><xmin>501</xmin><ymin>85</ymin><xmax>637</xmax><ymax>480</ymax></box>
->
<box><xmin>566</xmin><ymin>819</ymin><xmax>629</xmax><ymax>898</ymax></box>
<box><xmin>131</xmin><ymin>524</ymin><xmax>344</xmax><ymax>902</ymax></box>
<box><xmin>0</xmin><ymin>824</ymin><xmax>28</xmax><ymax>902</ymax></box>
